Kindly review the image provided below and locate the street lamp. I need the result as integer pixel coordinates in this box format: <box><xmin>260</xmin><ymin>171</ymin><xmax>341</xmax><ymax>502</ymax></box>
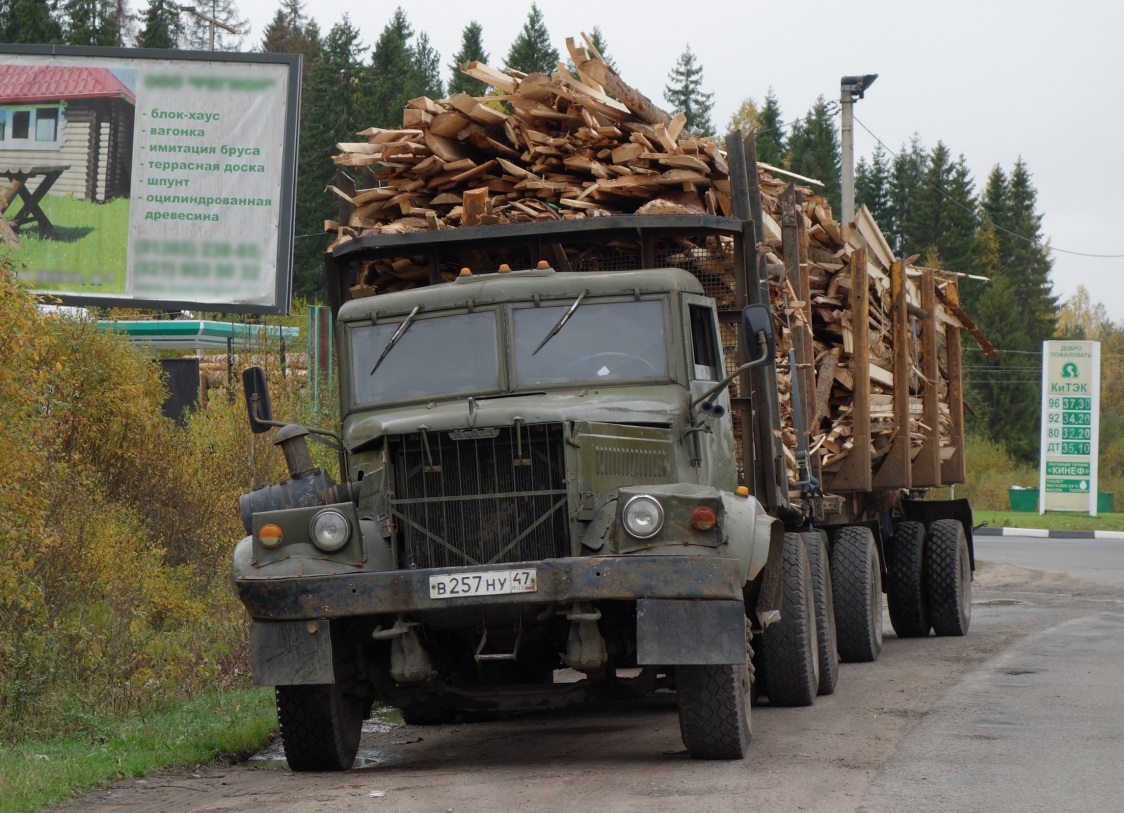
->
<box><xmin>177</xmin><ymin>4</ymin><xmax>241</xmax><ymax>51</ymax></box>
<box><xmin>840</xmin><ymin>73</ymin><xmax>877</xmax><ymax>224</ymax></box>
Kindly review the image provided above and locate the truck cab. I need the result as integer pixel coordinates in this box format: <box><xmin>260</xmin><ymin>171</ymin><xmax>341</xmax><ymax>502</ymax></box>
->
<box><xmin>233</xmin><ymin>233</ymin><xmax>783</xmax><ymax>769</ymax></box>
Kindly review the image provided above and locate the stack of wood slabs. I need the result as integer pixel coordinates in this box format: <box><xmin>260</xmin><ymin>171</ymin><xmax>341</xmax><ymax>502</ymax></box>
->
<box><xmin>328</xmin><ymin>37</ymin><xmax>970</xmax><ymax>493</ymax></box>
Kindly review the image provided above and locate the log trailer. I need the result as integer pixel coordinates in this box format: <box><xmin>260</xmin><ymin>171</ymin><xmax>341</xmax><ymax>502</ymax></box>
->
<box><xmin>231</xmin><ymin>134</ymin><xmax>974</xmax><ymax>770</ymax></box>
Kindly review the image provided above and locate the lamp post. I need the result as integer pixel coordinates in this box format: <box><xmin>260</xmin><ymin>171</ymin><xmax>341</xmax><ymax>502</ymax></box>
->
<box><xmin>840</xmin><ymin>73</ymin><xmax>878</xmax><ymax>224</ymax></box>
<box><xmin>177</xmin><ymin>4</ymin><xmax>240</xmax><ymax>51</ymax></box>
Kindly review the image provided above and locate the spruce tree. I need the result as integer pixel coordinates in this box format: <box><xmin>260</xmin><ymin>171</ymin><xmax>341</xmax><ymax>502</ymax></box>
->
<box><xmin>6</xmin><ymin>0</ymin><xmax>63</xmax><ymax>43</ymax></box>
<box><xmin>366</xmin><ymin>7</ymin><xmax>415</xmax><ymax>127</ymax></box>
<box><xmin>504</xmin><ymin>3</ymin><xmax>559</xmax><ymax>75</ymax></box>
<box><xmin>292</xmin><ymin>15</ymin><xmax>365</xmax><ymax>300</ymax></box>
<box><xmin>886</xmin><ymin>136</ymin><xmax>927</xmax><ymax>254</ymax></box>
<box><xmin>904</xmin><ymin>142</ymin><xmax>978</xmax><ymax>273</ymax></box>
<box><xmin>754</xmin><ymin>88</ymin><xmax>785</xmax><ymax>167</ymax></box>
<box><xmin>786</xmin><ymin>96</ymin><xmax>840</xmax><ymax>214</ymax></box>
<box><xmin>968</xmin><ymin>159</ymin><xmax>1057</xmax><ymax>463</ymax></box>
<box><xmin>663</xmin><ymin>45</ymin><xmax>714</xmax><ymax>137</ymax></box>
<box><xmin>855</xmin><ymin>144</ymin><xmax>891</xmax><ymax>227</ymax></box>
<box><xmin>410</xmin><ymin>31</ymin><xmax>443</xmax><ymax>100</ymax></box>
<box><xmin>447</xmin><ymin>20</ymin><xmax>488</xmax><ymax>96</ymax></box>
<box><xmin>261</xmin><ymin>0</ymin><xmax>320</xmax><ymax>81</ymax></box>
<box><xmin>136</xmin><ymin>0</ymin><xmax>181</xmax><ymax>49</ymax></box>
<box><xmin>586</xmin><ymin>26</ymin><xmax>615</xmax><ymax>71</ymax></box>
<box><xmin>64</xmin><ymin>0</ymin><xmax>120</xmax><ymax>45</ymax></box>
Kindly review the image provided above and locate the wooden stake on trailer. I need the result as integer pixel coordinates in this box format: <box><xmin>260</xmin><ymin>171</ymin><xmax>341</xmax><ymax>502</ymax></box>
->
<box><xmin>912</xmin><ymin>269</ymin><xmax>942</xmax><ymax>487</ymax></box>
<box><xmin>823</xmin><ymin>246</ymin><xmax>872</xmax><ymax>493</ymax></box>
<box><xmin>941</xmin><ymin>278</ymin><xmax>967</xmax><ymax>484</ymax></box>
<box><xmin>873</xmin><ymin>259</ymin><xmax>913</xmax><ymax>490</ymax></box>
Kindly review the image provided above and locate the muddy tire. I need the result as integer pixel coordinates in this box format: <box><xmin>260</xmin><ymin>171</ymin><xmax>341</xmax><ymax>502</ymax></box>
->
<box><xmin>926</xmin><ymin>519</ymin><xmax>972</xmax><ymax>636</ymax></box>
<box><xmin>831</xmin><ymin>525</ymin><xmax>883</xmax><ymax>663</ymax></box>
<box><xmin>803</xmin><ymin>529</ymin><xmax>839</xmax><ymax>696</ymax></box>
<box><xmin>761</xmin><ymin>532</ymin><xmax>820</xmax><ymax>706</ymax></box>
<box><xmin>886</xmin><ymin>520</ymin><xmax>931</xmax><ymax>638</ymax></box>
<box><xmin>276</xmin><ymin>684</ymin><xmax>363</xmax><ymax>771</ymax></box>
<box><xmin>677</xmin><ymin>660</ymin><xmax>752</xmax><ymax>759</ymax></box>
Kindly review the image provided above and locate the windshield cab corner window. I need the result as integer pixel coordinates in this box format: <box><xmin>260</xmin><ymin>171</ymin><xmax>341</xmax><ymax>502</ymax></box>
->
<box><xmin>688</xmin><ymin>304</ymin><xmax>720</xmax><ymax>382</ymax></box>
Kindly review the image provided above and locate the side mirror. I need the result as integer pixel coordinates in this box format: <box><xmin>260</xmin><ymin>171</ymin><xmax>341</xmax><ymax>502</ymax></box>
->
<box><xmin>741</xmin><ymin>303</ymin><xmax>776</xmax><ymax>367</ymax></box>
<box><xmin>242</xmin><ymin>366</ymin><xmax>275</xmax><ymax>434</ymax></box>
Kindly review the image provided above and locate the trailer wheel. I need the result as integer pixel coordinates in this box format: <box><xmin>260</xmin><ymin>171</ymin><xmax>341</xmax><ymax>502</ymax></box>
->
<box><xmin>926</xmin><ymin>519</ymin><xmax>972</xmax><ymax>636</ymax></box>
<box><xmin>677</xmin><ymin>624</ymin><xmax>752</xmax><ymax>760</ymax></box>
<box><xmin>276</xmin><ymin>683</ymin><xmax>363</xmax><ymax>771</ymax></box>
<box><xmin>886</xmin><ymin>520</ymin><xmax>931</xmax><ymax>638</ymax></box>
<box><xmin>830</xmin><ymin>525</ymin><xmax>883</xmax><ymax>662</ymax></box>
<box><xmin>760</xmin><ymin>532</ymin><xmax>819</xmax><ymax>706</ymax></box>
<box><xmin>803</xmin><ymin>529</ymin><xmax>839</xmax><ymax>695</ymax></box>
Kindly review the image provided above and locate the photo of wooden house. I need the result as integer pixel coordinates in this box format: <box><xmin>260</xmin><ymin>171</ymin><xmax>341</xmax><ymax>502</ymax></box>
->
<box><xmin>0</xmin><ymin>65</ymin><xmax>135</xmax><ymax>203</ymax></box>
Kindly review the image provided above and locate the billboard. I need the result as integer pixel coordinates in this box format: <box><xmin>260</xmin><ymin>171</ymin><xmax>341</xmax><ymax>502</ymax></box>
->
<box><xmin>0</xmin><ymin>45</ymin><xmax>300</xmax><ymax>315</ymax></box>
<box><xmin>1038</xmin><ymin>340</ymin><xmax>1100</xmax><ymax>514</ymax></box>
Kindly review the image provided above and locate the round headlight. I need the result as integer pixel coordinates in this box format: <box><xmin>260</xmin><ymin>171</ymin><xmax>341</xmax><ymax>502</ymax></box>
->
<box><xmin>622</xmin><ymin>495</ymin><xmax>664</xmax><ymax>539</ymax></box>
<box><xmin>309</xmin><ymin>510</ymin><xmax>351</xmax><ymax>552</ymax></box>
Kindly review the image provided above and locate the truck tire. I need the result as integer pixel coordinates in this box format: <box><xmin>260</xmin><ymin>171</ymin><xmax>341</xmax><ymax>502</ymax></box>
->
<box><xmin>761</xmin><ymin>532</ymin><xmax>820</xmax><ymax>706</ymax></box>
<box><xmin>276</xmin><ymin>684</ymin><xmax>363</xmax><ymax>772</ymax></box>
<box><xmin>803</xmin><ymin>529</ymin><xmax>839</xmax><ymax>696</ymax></box>
<box><xmin>676</xmin><ymin>661</ymin><xmax>752</xmax><ymax>759</ymax></box>
<box><xmin>886</xmin><ymin>520</ymin><xmax>931</xmax><ymax>638</ymax></box>
<box><xmin>830</xmin><ymin>525</ymin><xmax>883</xmax><ymax>662</ymax></box>
<box><xmin>926</xmin><ymin>519</ymin><xmax>972</xmax><ymax>636</ymax></box>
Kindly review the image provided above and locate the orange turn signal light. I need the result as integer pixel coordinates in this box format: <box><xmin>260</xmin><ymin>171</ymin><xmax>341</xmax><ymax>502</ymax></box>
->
<box><xmin>691</xmin><ymin>507</ymin><xmax>717</xmax><ymax>532</ymax></box>
<box><xmin>258</xmin><ymin>523</ymin><xmax>284</xmax><ymax>549</ymax></box>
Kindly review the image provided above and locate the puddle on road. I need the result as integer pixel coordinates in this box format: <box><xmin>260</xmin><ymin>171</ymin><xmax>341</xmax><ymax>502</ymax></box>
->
<box><xmin>974</xmin><ymin>599</ymin><xmax>1033</xmax><ymax>606</ymax></box>
<box><xmin>248</xmin><ymin>720</ymin><xmax>401</xmax><ymax>770</ymax></box>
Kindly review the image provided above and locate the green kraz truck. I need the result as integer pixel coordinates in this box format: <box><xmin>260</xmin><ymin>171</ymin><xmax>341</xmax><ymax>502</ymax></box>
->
<box><xmin>233</xmin><ymin>210</ymin><xmax>974</xmax><ymax>770</ymax></box>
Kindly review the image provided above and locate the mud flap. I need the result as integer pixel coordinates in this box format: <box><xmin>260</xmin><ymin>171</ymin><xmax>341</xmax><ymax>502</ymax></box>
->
<box><xmin>249</xmin><ymin>619</ymin><xmax>334</xmax><ymax>686</ymax></box>
<box><xmin>636</xmin><ymin>599</ymin><xmax>746</xmax><ymax>665</ymax></box>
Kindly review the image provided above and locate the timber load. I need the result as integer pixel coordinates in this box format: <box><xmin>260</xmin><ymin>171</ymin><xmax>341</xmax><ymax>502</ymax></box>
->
<box><xmin>325</xmin><ymin>35</ymin><xmax>978</xmax><ymax>496</ymax></box>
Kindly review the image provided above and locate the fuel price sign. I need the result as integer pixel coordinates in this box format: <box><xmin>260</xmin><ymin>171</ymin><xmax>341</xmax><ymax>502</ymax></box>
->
<box><xmin>1039</xmin><ymin>341</ymin><xmax>1100</xmax><ymax>514</ymax></box>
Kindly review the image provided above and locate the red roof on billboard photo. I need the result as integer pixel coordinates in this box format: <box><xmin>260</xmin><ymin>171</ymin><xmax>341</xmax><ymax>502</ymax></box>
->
<box><xmin>0</xmin><ymin>65</ymin><xmax>135</xmax><ymax>105</ymax></box>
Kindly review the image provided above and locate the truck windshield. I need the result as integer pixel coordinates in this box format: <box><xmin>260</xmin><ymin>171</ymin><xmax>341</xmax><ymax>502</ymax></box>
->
<box><xmin>514</xmin><ymin>299</ymin><xmax>668</xmax><ymax>386</ymax></box>
<box><xmin>351</xmin><ymin>311</ymin><xmax>499</xmax><ymax>404</ymax></box>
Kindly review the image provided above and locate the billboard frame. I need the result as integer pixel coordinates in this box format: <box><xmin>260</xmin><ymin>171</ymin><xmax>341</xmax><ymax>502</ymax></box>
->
<box><xmin>0</xmin><ymin>44</ymin><xmax>301</xmax><ymax>316</ymax></box>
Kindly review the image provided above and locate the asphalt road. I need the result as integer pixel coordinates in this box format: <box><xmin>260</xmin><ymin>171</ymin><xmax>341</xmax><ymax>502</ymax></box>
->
<box><xmin>859</xmin><ymin>533</ymin><xmax>1124</xmax><ymax>813</ymax></box>
<box><xmin>51</xmin><ymin>534</ymin><xmax>1124</xmax><ymax>813</ymax></box>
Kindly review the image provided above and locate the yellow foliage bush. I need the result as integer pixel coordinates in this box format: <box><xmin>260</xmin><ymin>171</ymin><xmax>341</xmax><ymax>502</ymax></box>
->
<box><xmin>0</xmin><ymin>264</ymin><xmax>320</xmax><ymax>738</ymax></box>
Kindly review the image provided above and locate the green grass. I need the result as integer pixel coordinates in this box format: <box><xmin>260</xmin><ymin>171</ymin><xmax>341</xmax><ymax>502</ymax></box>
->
<box><xmin>0</xmin><ymin>689</ymin><xmax>276</xmax><ymax>813</ymax></box>
<box><xmin>975</xmin><ymin>510</ymin><xmax>1124</xmax><ymax>532</ymax></box>
<box><xmin>7</xmin><ymin>195</ymin><xmax>129</xmax><ymax>295</ymax></box>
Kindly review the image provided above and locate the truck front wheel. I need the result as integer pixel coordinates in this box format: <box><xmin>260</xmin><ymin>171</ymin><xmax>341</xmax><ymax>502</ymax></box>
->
<box><xmin>831</xmin><ymin>525</ymin><xmax>884</xmax><ymax>662</ymax></box>
<box><xmin>926</xmin><ymin>519</ymin><xmax>972</xmax><ymax>636</ymax></box>
<box><xmin>276</xmin><ymin>683</ymin><xmax>364</xmax><ymax>771</ymax></box>
<box><xmin>676</xmin><ymin>661</ymin><xmax>752</xmax><ymax>759</ymax></box>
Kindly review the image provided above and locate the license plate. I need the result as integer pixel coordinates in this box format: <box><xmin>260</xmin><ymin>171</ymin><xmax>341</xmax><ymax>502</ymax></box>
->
<box><xmin>429</xmin><ymin>568</ymin><xmax>538</xmax><ymax>599</ymax></box>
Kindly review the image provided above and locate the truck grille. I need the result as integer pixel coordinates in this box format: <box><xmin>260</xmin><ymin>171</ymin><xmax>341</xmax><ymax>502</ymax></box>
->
<box><xmin>390</xmin><ymin>424</ymin><xmax>570</xmax><ymax>569</ymax></box>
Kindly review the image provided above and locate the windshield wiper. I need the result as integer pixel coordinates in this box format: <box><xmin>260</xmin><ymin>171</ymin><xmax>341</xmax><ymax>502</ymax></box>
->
<box><xmin>532</xmin><ymin>290</ymin><xmax>587</xmax><ymax>355</ymax></box>
<box><xmin>370</xmin><ymin>304</ymin><xmax>422</xmax><ymax>375</ymax></box>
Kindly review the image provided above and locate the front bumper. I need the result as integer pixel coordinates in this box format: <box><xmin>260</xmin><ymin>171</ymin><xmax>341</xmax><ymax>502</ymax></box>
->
<box><xmin>235</xmin><ymin>554</ymin><xmax>743</xmax><ymax>620</ymax></box>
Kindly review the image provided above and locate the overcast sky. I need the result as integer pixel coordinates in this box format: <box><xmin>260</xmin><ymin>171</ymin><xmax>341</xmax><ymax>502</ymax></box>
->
<box><xmin>236</xmin><ymin>0</ymin><xmax>1124</xmax><ymax>320</ymax></box>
